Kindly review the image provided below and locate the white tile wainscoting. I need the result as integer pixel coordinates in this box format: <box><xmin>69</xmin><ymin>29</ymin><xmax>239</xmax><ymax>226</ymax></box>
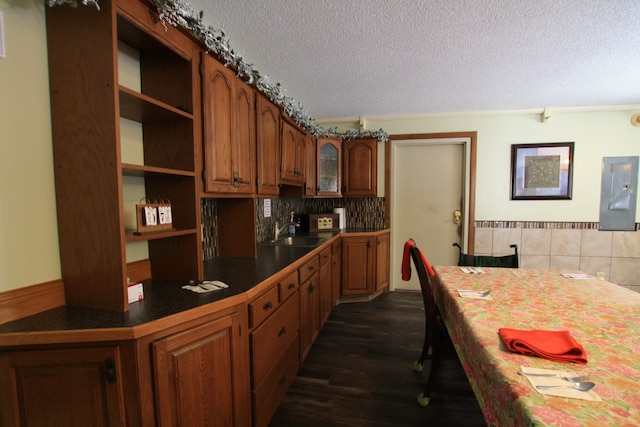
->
<box><xmin>474</xmin><ymin>222</ymin><xmax>640</xmax><ymax>293</ymax></box>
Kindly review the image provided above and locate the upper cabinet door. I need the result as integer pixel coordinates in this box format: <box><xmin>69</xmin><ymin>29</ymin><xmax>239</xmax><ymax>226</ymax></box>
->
<box><xmin>316</xmin><ymin>137</ymin><xmax>342</xmax><ymax>197</ymax></box>
<box><xmin>255</xmin><ymin>94</ymin><xmax>280</xmax><ymax>196</ymax></box>
<box><xmin>233</xmin><ymin>80</ymin><xmax>256</xmax><ymax>194</ymax></box>
<box><xmin>304</xmin><ymin>132</ymin><xmax>317</xmax><ymax>197</ymax></box>
<box><xmin>280</xmin><ymin>121</ymin><xmax>300</xmax><ymax>184</ymax></box>
<box><xmin>201</xmin><ymin>53</ymin><xmax>255</xmax><ymax>194</ymax></box>
<box><xmin>202</xmin><ymin>53</ymin><xmax>234</xmax><ymax>193</ymax></box>
<box><xmin>343</xmin><ymin>138</ymin><xmax>377</xmax><ymax>197</ymax></box>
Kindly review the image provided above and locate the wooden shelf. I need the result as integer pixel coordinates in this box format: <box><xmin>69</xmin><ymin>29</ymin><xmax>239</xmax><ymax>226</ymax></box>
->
<box><xmin>121</xmin><ymin>163</ymin><xmax>195</xmax><ymax>177</ymax></box>
<box><xmin>119</xmin><ymin>86</ymin><xmax>193</xmax><ymax>122</ymax></box>
<box><xmin>125</xmin><ymin>228</ymin><xmax>198</xmax><ymax>243</ymax></box>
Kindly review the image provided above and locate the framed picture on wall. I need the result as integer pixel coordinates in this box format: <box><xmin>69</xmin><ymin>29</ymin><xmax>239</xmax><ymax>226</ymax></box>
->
<box><xmin>510</xmin><ymin>142</ymin><xmax>574</xmax><ymax>200</ymax></box>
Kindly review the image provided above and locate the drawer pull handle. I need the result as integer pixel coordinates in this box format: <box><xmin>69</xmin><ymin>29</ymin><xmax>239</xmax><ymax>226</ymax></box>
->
<box><xmin>288</xmin><ymin>283</ymin><xmax>295</xmax><ymax>290</ymax></box>
<box><xmin>279</xmin><ymin>374</ymin><xmax>287</xmax><ymax>385</ymax></box>
<box><xmin>278</xmin><ymin>326</ymin><xmax>287</xmax><ymax>337</ymax></box>
<box><xmin>308</xmin><ymin>265</ymin><xmax>315</xmax><ymax>271</ymax></box>
<box><xmin>310</xmin><ymin>284</ymin><xmax>315</xmax><ymax>292</ymax></box>
<box><xmin>263</xmin><ymin>301</ymin><xmax>273</xmax><ymax>310</ymax></box>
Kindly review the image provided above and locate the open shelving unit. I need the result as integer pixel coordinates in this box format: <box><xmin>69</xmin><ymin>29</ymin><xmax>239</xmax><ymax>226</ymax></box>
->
<box><xmin>46</xmin><ymin>0</ymin><xmax>202</xmax><ymax>311</ymax></box>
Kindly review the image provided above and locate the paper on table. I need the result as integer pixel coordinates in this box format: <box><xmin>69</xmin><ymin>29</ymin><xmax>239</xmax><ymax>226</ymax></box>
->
<box><xmin>561</xmin><ymin>273</ymin><xmax>592</xmax><ymax>279</ymax></box>
<box><xmin>460</xmin><ymin>267</ymin><xmax>484</xmax><ymax>274</ymax></box>
<box><xmin>457</xmin><ymin>289</ymin><xmax>493</xmax><ymax>300</ymax></box>
<box><xmin>519</xmin><ymin>366</ymin><xmax>601</xmax><ymax>401</ymax></box>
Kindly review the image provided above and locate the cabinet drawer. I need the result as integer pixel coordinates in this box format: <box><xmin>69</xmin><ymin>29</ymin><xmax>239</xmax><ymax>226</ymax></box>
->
<box><xmin>252</xmin><ymin>337</ymin><xmax>299</xmax><ymax>427</ymax></box>
<box><xmin>332</xmin><ymin>239</ymin><xmax>342</xmax><ymax>254</ymax></box>
<box><xmin>251</xmin><ymin>295</ymin><xmax>299</xmax><ymax>387</ymax></box>
<box><xmin>299</xmin><ymin>255</ymin><xmax>319</xmax><ymax>284</ymax></box>
<box><xmin>278</xmin><ymin>270</ymin><xmax>299</xmax><ymax>303</ymax></box>
<box><xmin>249</xmin><ymin>286</ymin><xmax>280</xmax><ymax>329</ymax></box>
<box><xmin>319</xmin><ymin>246</ymin><xmax>331</xmax><ymax>267</ymax></box>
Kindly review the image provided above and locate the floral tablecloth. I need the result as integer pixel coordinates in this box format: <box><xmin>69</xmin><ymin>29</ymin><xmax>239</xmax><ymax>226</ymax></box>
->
<box><xmin>433</xmin><ymin>266</ymin><xmax>640</xmax><ymax>427</ymax></box>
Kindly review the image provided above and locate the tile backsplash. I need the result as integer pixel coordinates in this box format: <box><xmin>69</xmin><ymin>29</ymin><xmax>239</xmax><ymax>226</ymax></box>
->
<box><xmin>475</xmin><ymin>221</ymin><xmax>640</xmax><ymax>292</ymax></box>
<box><xmin>202</xmin><ymin>197</ymin><xmax>387</xmax><ymax>259</ymax></box>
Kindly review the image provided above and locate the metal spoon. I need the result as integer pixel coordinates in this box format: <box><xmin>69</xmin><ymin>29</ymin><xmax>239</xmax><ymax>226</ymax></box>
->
<box><xmin>518</xmin><ymin>371</ymin><xmax>589</xmax><ymax>383</ymax></box>
<box><xmin>536</xmin><ymin>381</ymin><xmax>596</xmax><ymax>391</ymax></box>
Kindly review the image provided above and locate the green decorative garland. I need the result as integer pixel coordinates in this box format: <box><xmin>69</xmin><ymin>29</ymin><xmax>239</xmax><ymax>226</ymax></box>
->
<box><xmin>46</xmin><ymin>0</ymin><xmax>388</xmax><ymax>142</ymax></box>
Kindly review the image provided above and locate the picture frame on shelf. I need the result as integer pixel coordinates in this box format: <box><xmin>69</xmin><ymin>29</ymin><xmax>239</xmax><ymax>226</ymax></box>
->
<box><xmin>510</xmin><ymin>142</ymin><xmax>574</xmax><ymax>200</ymax></box>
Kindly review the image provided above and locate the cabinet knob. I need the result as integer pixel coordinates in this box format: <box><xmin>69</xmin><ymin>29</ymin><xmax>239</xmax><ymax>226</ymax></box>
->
<box><xmin>288</xmin><ymin>283</ymin><xmax>295</xmax><ymax>290</ymax></box>
<box><xmin>278</xmin><ymin>326</ymin><xmax>287</xmax><ymax>337</ymax></box>
<box><xmin>233</xmin><ymin>171</ymin><xmax>244</xmax><ymax>187</ymax></box>
<box><xmin>102</xmin><ymin>357</ymin><xmax>117</xmax><ymax>384</ymax></box>
<box><xmin>263</xmin><ymin>301</ymin><xmax>273</xmax><ymax>310</ymax></box>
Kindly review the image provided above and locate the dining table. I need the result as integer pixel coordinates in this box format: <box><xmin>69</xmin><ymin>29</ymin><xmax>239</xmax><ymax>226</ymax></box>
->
<box><xmin>432</xmin><ymin>265</ymin><xmax>640</xmax><ymax>427</ymax></box>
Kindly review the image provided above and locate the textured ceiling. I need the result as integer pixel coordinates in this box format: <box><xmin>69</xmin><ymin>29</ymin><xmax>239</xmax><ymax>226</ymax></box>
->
<box><xmin>187</xmin><ymin>0</ymin><xmax>640</xmax><ymax>120</ymax></box>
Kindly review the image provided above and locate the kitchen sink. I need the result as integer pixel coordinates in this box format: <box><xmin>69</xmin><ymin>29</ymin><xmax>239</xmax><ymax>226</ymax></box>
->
<box><xmin>262</xmin><ymin>236</ymin><xmax>326</xmax><ymax>247</ymax></box>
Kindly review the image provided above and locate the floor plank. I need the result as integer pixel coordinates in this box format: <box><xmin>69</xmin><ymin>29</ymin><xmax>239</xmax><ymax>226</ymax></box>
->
<box><xmin>269</xmin><ymin>290</ymin><xmax>487</xmax><ymax>426</ymax></box>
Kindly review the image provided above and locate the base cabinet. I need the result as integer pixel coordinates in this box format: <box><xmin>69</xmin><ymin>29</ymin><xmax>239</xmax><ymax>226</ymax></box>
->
<box><xmin>318</xmin><ymin>247</ymin><xmax>332</xmax><ymax>326</ymax></box>
<box><xmin>331</xmin><ymin>240</ymin><xmax>343</xmax><ymax>306</ymax></box>
<box><xmin>341</xmin><ymin>231</ymin><xmax>390</xmax><ymax>297</ymax></box>
<box><xmin>0</xmin><ymin>346</ymin><xmax>127</xmax><ymax>427</ymax></box>
<box><xmin>152</xmin><ymin>309</ymin><xmax>250</xmax><ymax>427</ymax></box>
<box><xmin>341</xmin><ymin>235</ymin><xmax>375</xmax><ymax>296</ymax></box>
<box><xmin>375</xmin><ymin>232</ymin><xmax>390</xmax><ymax>293</ymax></box>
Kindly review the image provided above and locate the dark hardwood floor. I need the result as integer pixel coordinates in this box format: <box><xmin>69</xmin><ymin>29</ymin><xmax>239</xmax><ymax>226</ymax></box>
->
<box><xmin>269</xmin><ymin>290</ymin><xmax>487</xmax><ymax>427</ymax></box>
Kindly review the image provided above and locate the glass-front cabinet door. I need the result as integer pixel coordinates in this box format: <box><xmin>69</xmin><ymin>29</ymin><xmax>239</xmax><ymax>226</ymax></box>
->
<box><xmin>317</xmin><ymin>137</ymin><xmax>342</xmax><ymax>196</ymax></box>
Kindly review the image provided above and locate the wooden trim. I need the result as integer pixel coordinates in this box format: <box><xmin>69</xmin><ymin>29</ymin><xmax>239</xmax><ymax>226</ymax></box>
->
<box><xmin>0</xmin><ymin>280</ymin><xmax>66</xmax><ymax>325</ymax></box>
<box><xmin>388</xmin><ymin>132</ymin><xmax>477</xmax><ymax>253</ymax></box>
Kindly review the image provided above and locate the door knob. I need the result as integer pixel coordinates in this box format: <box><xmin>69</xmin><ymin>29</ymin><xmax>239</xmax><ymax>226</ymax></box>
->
<box><xmin>453</xmin><ymin>210</ymin><xmax>462</xmax><ymax>225</ymax></box>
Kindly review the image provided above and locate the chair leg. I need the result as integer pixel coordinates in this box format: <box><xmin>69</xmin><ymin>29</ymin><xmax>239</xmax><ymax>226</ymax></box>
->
<box><xmin>413</xmin><ymin>317</ymin><xmax>431</xmax><ymax>372</ymax></box>
<box><xmin>417</xmin><ymin>352</ymin><xmax>441</xmax><ymax>407</ymax></box>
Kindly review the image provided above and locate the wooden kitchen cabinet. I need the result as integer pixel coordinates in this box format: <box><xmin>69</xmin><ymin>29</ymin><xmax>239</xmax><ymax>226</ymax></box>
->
<box><xmin>298</xmin><ymin>256</ymin><xmax>320</xmax><ymax>362</ymax></box>
<box><xmin>341</xmin><ymin>231</ymin><xmax>390</xmax><ymax>297</ymax></box>
<box><xmin>250</xmin><ymin>296</ymin><xmax>299</xmax><ymax>427</ymax></box>
<box><xmin>375</xmin><ymin>231</ymin><xmax>391</xmax><ymax>293</ymax></box>
<box><xmin>0</xmin><ymin>345</ymin><xmax>128</xmax><ymax>426</ymax></box>
<box><xmin>343</xmin><ymin>138</ymin><xmax>377</xmax><ymax>197</ymax></box>
<box><xmin>341</xmin><ymin>235</ymin><xmax>375</xmax><ymax>296</ymax></box>
<box><xmin>317</xmin><ymin>137</ymin><xmax>342</xmax><ymax>197</ymax></box>
<box><xmin>331</xmin><ymin>239</ymin><xmax>343</xmax><ymax>307</ymax></box>
<box><xmin>46</xmin><ymin>0</ymin><xmax>201</xmax><ymax>311</ymax></box>
<box><xmin>280</xmin><ymin>120</ymin><xmax>307</xmax><ymax>185</ymax></box>
<box><xmin>202</xmin><ymin>52</ymin><xmax>256</xmax><ymax>195</ymax></box>
<box><xmin>318</xmin><ymin>246</ymin><xmax>333</xmax><ymax>326</ymax></box>
<box><xmin>152</xmin><ymin>307</ymin><xmax>251</xmax><ymax>427</ymax></box>
<box><xmin>304</xmin><ymin>132</ymin><xmax>317</xmax><ymax>196</ymax></box>
<box><xmin>248</xmin><ymin>271</ymin><xmax>300</xmax><ymax>427</ymax></box>
<box><xmin>255</xmin><ymin>93</ymin><xmax>281</xmax><ymax>196</ymax></box>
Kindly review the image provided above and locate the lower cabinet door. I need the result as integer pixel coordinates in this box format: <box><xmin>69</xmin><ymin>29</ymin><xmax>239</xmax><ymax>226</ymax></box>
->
<box><xmin>252</xmin><ymin>337</ymin><xmax>299</xmax><ymax>427</ymax></box>
<box><xmin>153</xmin><ymin>310</ymin><xmax>250</xmax><ymax>427</ymax></box>
<box><xmin>0</xmin><ymin>346</ymin><xmax>126</xmax><ymax>427</ymax></box>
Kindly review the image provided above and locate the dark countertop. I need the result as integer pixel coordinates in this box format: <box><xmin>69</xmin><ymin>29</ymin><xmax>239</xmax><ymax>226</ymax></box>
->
<box><xmin>0</xmin><ymin>229</ymin><xmax>386</xmax><ymax>338</ymax></box>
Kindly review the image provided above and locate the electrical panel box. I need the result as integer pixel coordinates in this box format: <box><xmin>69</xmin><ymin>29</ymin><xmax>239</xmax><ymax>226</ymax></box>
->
<box><xmin>599</xmin><ymin>156</ymin><xmax>639</xmax><ymax>231</ymax></box>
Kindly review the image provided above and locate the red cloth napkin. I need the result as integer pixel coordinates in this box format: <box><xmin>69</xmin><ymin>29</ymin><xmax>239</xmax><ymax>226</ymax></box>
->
<box><xmin>498</xmin><ymin>328</ymin><xmax>588</xmax><ymax>364</ymax></box>
<box><xmin>402</xmin><ymin>240</ymin><xmax>435</xmax><ymax>280</ymax></box>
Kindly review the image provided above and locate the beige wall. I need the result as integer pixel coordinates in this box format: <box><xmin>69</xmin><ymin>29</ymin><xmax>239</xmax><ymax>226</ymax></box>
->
<box><xmin>0</xmin><ymin>0</ymin><xmax>61</xmax><ymax>292</ymax></box>
<box><xmin>2</xmin><ymin>1</ymin><xmax>640</xmax><ymax>294</ymax></box>
<box><xmin>476</xmin><ymin>225</ymin><xmax>640</xmax><ymax>292</ymax></box>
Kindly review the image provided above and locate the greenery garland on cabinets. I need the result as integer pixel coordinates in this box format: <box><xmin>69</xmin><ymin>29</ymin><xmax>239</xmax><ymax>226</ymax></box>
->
<box><xmin>46</xmin><ymin>0</ymin><xmax>388</xmax><ymax>143</ymax></box>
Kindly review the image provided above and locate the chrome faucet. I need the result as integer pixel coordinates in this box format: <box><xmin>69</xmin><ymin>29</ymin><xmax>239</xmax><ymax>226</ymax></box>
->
<box><xmin>274</xmin><ymin>221</ymin><xmax>300</xmax><ymax>239</ymax></box>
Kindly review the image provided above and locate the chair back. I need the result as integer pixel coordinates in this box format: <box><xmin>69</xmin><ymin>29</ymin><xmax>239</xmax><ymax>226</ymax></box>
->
<box><xmin>409</xmin><ymin>244</ymin><xmax>442</xmax><ymax>351</ymax></box>
<box><xmin>453</xmin><ymin>242</ymin><xmax>519</xmax><ymax>268</ymax></box>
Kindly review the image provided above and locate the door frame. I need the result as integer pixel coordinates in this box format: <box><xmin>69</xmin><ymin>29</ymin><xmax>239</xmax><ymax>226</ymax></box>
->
<box><xmin>386</xmin><ymin>132</ymin><xmax>477</xmax><ymax>290</ymax></box>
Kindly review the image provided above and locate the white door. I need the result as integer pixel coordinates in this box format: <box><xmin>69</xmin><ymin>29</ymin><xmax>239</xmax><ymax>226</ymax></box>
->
<box><xmin>391</xmin><ymin>138</ymin><xmax>469</xmax><ymax>291</ymax></box>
